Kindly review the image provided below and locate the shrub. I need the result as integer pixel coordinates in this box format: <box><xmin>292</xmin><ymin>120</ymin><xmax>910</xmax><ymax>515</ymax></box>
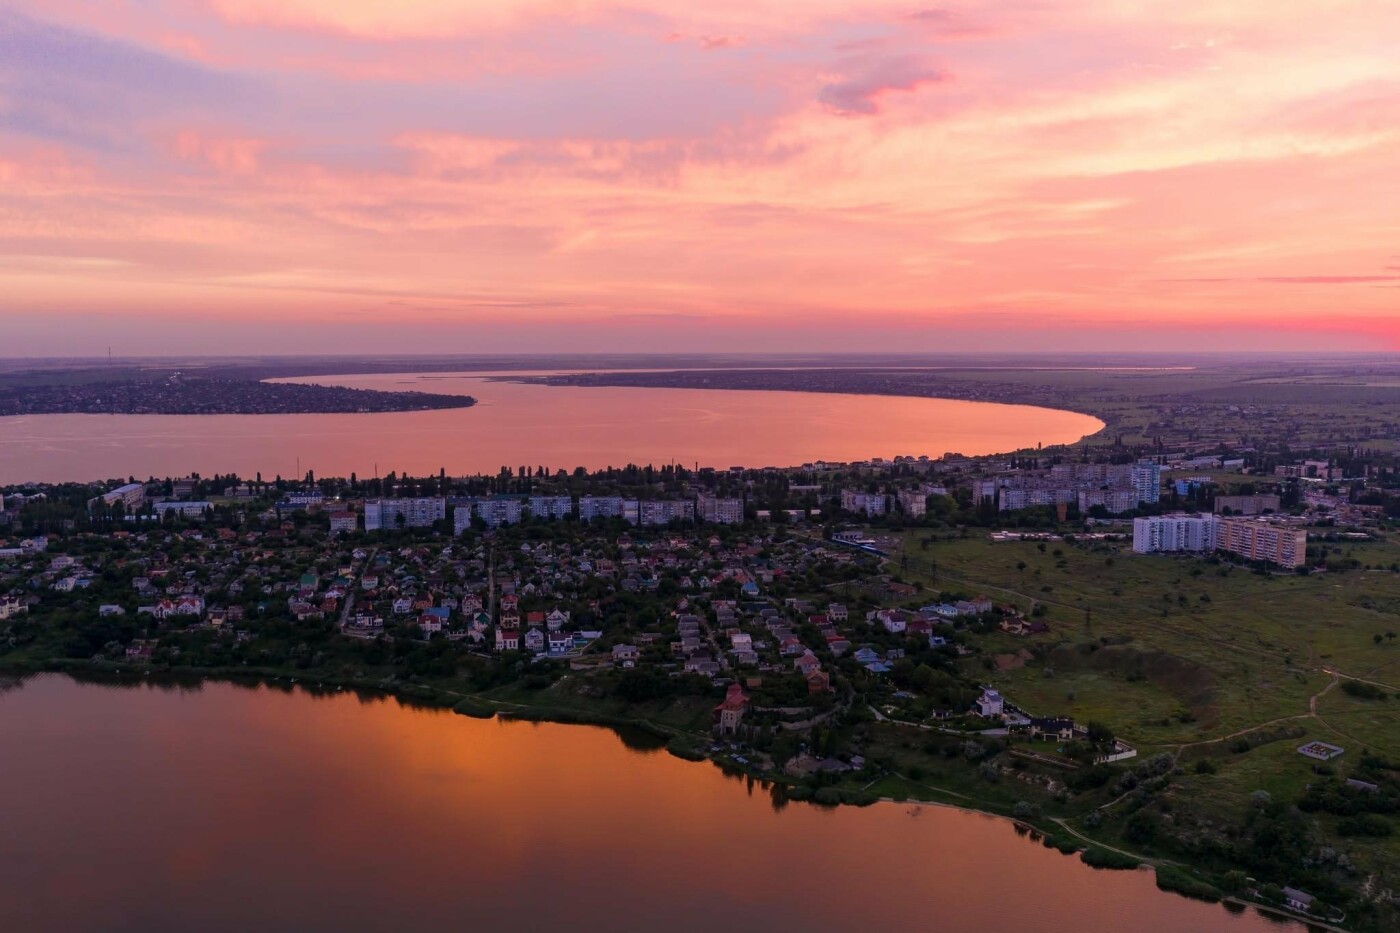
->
<box><xmin>1154</xmin><ymin>867</ymin><xmax>1221</xmax><ymax>903</ymax></box>
<box><xmin>1081</xmin><ymin>848</ymin><xmax>1140</xmax><ymax>870</ymax></box>
<box><xmin>1341</xmin><ymin>680</ymin><xmax>1388</xmax><ymax>701</ymax></box>
<box><xmin>1337</xmin><ymin>814</ymin><xmax>1392</xmax><ymax>837</ymax></box>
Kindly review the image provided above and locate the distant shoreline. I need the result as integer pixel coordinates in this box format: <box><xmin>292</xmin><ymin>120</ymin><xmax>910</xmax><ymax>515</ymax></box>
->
<box><xmin>0</xmin><ymin>377</ymin><xmax>476</xmax><ymax>417</ymax></box>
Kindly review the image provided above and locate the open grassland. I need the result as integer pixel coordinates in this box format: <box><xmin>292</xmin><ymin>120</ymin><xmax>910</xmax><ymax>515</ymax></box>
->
<box><xmin>902</xmin><ymin>533</ymin><xmax>1400</xmax><ymax>754</ymax></box>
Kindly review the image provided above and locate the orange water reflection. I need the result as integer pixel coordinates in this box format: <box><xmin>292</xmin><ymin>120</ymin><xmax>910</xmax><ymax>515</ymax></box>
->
<box><xmin>0</xmin><ymin>372</ymin><xmax>1102</xmax><ymax>483</ymax></box>
<box><xmin>0</xmin><ymin>676</ymin><xmax>1293</xmax><ymax>933</ymax></box>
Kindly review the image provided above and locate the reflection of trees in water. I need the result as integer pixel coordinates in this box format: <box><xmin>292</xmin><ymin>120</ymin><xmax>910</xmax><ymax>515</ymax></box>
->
<box><xmin>770</xmin><ymin>783</ymin><xmax>789</xmax><ymax>813</ymax></box>
<box><xmin>0</xmin><ymin>674</ymin><xmax>26</xmax><ymax>696</ymax></box>
<box><xmin>64</xmin><ymin>669</ymin><xmax>207</xmax><ymax>695</ymax></box>
<box><xmin>612</xmin><ymin>725</ymin><xmax>666</xmax><ymax>754</ymax></box>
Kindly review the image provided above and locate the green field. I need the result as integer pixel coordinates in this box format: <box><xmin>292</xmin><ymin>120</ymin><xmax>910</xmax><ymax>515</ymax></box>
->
<box><xmin>903</xmin><ymin>533</ymin><xmax>1400</xmax><ymax>746</ymax></box>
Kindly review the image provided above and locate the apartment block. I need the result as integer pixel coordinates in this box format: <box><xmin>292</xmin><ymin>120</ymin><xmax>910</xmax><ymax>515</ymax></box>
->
<box><xmin>1214</xmin><ymin>494</ymin><xmax>1281</xmax><ymax>516</ymax></box>
<box><xmin>635</xmin><ymin>500</ymin><xmax>695</xmax><ymax>526</ymax></box>
<box><xmin>578</xmin><ymin>496</ymin><xmax>627</xmax><ymax>522</ymax></box>
<box><xmin>450</xmin><ymin>497</ymin><xmax>525</xmax><ymax>532</ymax></box>
<box><xmin>696</xmin><ymin>492</ymin><xmax>744</xmax><ymax>524</ymax></box>
<box><xmin>1132</xmin><ymin>514</ymin><xmax>1218</xmax><ymax>554</ymax></box>
<box><xmin>1131</xmin><ymin>463</ymin><xmax>1163</xmax><ymax>505</ymax></box>
<box><xmin>365</xmin><ymin>497</ymin><xmax>446</xmax><ymax>531</ymax></box>
<box><xmin>528</xmin><ymin>496</ymin><xmax>574</xmax><ymax>520</ymax></box>
<box><xmin>1217</xmin><ymin>518</ymin><xmax>1308</xmax><ymax>570</ymax></box>
<box><xmin>1080</xmin><ymin>488</ymin><xmax>1140</xmax><ymax>515</ymax></box>
<box><xmin>841</xmin><ymin>489</ymin><xmax>887</xmax><ymax>517</ymax></box>
<box><xmin>896</xmin><ymin>489</ymin><xmax>927</xmax><ymax>517</ymax></box>
<box><xmin>474</xmin><ymin>497</ymin><xmax>525</xmax><ymax>529</ymax></box>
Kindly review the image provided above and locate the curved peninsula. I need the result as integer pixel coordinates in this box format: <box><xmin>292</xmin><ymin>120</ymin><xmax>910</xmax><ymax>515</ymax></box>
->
<box><xmin>0</xmin><ymin>375</ymin><xmax>475</xmax><ymax>416</ymax></box>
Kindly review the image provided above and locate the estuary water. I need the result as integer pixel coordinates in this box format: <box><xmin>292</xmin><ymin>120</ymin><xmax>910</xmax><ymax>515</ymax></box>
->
<box><xmin>0</xmin><ymin>371</ymin><xmax>1102</xmax><ymax>483</ymax></box>
<box><xmin>0</xmin><ymin>675</ymin><xmax>1295</xmax><ymax>933</ymax></box>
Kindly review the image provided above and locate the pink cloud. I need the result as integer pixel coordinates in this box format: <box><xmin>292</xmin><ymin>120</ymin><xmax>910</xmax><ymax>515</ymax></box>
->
<box><xmin>818</xmin><ymin>56</ymin><xmax>950</xmax><ymax>115</ymax></box>
<box><xmin>1165</xmin><ymin>276</ymin><xmax>1400</xmax><ymax>285</ymax></box>
<box><xmin>699</xmin><ymin>35</ymin><xmax>744</xmax><ymax>50</ymax></box>
<box><xmin>171</xmin><ymin>130</ymin><xmax>267</xmax><ymax>174</ymax></box>
<box><xmin>4</xmin><ymin>1</ymin><xmax>1400</xmax><ymax>354</ymax></box>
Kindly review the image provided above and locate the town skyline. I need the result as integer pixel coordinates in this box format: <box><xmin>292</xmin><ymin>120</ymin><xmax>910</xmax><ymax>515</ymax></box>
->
<box><xmin>3</xmin><ymin>2</ymin><xmax>1399</xmax><ymax>355</ymax></box>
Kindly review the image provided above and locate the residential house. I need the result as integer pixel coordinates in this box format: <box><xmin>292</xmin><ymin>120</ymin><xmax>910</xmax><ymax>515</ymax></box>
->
<box><xmin>714</xmin><ymin>683</ymin><xmax>750</xmax><ymax>735</ymax></box>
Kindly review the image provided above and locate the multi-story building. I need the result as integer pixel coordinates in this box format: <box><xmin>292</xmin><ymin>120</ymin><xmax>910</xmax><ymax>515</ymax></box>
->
<box><xmin>578</xmin><ymin>496</ymin><xmax>627</xmax><ymax>522</ymax></box>
<box><xmin>696</xmin><ymin>492</ymin><xmax>744</xmax><ymax>524</ymax></box>
<box><xmin>896</xmin><ymin>489</ymin><xmax>927</xmax><ymax>517</ymax></box>
<box><xmin>88</xmin><ymin>482</ymin><xmax>146</xmax><ymax>512</ymax></box>
<box><xmin>1080</xmin><ymin>488</ymin><xmax>1140</xmax><ymax>515</ymax></box>
<box><xmin>1131</xmin><ymin>463</ymin><xmax>1163</xmax><ymax>505</ymax></box>
<box><xmin>153</xmin><ymin>501</ymin><xmax>212</xmax><ymax>518</ymax></box>
<box><xmin>329</xmin><ymin>511</ymin><xmax>358</xmax><ymax>535</ymax></box>
<box><xmin>528</xmin><ymin>496</ymin><xmax>574</xmax><ymax>520</ymax></box>
<box><xmin>365</xmin><ymin>497</ymin><xmax>446</xmax><ymax>531</ymax></box>
<box><xmin>1217</xmin><ymin>518</ymin><xmax>1308</xmax><ymax>569</ymax></box>
<box><xmin>1214</xmin><ymin>494</ymin><xmax>1281</xmax><ymax>516</ymax></box>
<box><xmin>636</xmin><ymin>500</ymin><xmax>695</xmax><ymax>526</ymax></box>
<box><xmin>474</xmin><ymin>497</ymin><xmax>525</xmax><ymax>529</ymax></box>
<box><xmin>1132</xmin><ymin>514</ymin><xmax>1219</xmax><ymax>554</ymax></box>
<box><xmin>449</xmin><ymin>497</ymin><xmax>524</xmax><ymax>533</ymax></box>
<box><xmin>282</xmin><ymin>490</ymin><xmax>325</xmax><ymax>508</ymax></box>
<box><xmin>979</xmin><ymin>462</ymin><xmax>1160</xmax><ymax>513</ymax></box>
<box><xmin>841</xmin><ymin>489</ymin><xmax>887</xmax><ymax>517</ymax></box>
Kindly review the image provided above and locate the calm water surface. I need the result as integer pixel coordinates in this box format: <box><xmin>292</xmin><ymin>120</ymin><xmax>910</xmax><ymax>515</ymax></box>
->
<box><xmin>0</xmin><ymin>372</ymin><xmax>1102</xmax><ymax>483</ymax></box>
<box><xmin>0</xmin><ymin>675</ymin><xmax>1293</xmax><ymax>933</ymax></box>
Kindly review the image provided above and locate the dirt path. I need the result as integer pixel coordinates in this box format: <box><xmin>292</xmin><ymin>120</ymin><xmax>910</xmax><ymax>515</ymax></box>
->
<box><xmin>1323</xmin><ymin>667</ymin><xmax>1400</xmax><ymax>693</ymax></box>
<box><xmin>1048</xmin><ymin>817</ymin><xmax>1174</xmax><ymax>867</ymax></box>
<box><xmin>1167</xmin><ymin>673</ymin><xmax>1337</xmax><ymax>760</ymax></box>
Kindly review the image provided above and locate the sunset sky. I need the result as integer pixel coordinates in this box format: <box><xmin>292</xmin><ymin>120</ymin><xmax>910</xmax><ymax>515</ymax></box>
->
<box><xmin>2</xmin><ymin>1</ymin><xmax>1398</xmax><ymax>355</ymax></box>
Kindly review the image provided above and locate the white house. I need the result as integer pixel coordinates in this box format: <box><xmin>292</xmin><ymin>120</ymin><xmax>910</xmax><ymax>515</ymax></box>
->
<box><xmin>976</xmin><ymin>689</ymin><xmax>1004</xmax><ymax>719</ymax></box>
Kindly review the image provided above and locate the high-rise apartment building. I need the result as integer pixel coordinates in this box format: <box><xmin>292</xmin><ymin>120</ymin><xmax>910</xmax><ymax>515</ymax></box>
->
<box><xmin>1132</xmin><ymin>514</ymin><xmax>1218</xmax><ymax>554</ymax></box>
<box><xmin>1216</xmin><ymin>518</ymin><xmax>1308</xmax><ymax>569</ymax></box>
<box><xmin>636</xmin><ymin>500</ymin><xmax>695</xmax><ymax>526</ymax></box>
<box><xmin>528</xmin><ymin>496</ymin><xmax>574</xmax><ymax>520</ymax></box>
<box><xmin>365</xmin><ymin>497</ymin><xmax>446</xmax><ymax>531</ymax></box>
<box><xmin>578</xmin><ymin>496</ymin><xmax>627</xmax><ymax>522</ymax></box>
<box><xmin>696</xmin><ymin>492</ymin><xmax>744</xmax><ymax>524</ymax></box>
